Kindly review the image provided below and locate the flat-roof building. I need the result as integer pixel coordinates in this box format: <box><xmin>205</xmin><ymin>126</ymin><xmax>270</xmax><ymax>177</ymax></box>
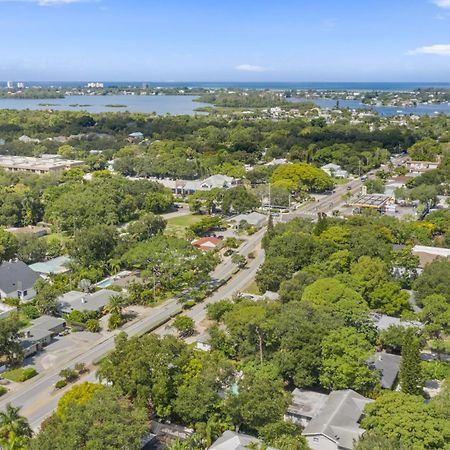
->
<box><xmin>0</xmin><ymin>155</ymin><xmax>84</xmax><ymax>176</ymax></box>
<box><xmin>57</xmin><ymin>289</ymin><xmax>116</xmax><ymax>314</ymax></box>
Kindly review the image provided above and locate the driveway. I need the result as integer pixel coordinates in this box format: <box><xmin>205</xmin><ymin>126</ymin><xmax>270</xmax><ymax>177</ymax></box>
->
<box><xmin>25</xmin><ymin>332</ymin><xmax>100</xmax><ymax>373</ymax></box>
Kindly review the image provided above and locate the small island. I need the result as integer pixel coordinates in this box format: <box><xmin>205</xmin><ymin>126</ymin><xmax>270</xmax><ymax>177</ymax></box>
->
<box><xmin>105</xmin><ymin>104</ymin><xmax>127</xmax><ymax>108</ymax></box>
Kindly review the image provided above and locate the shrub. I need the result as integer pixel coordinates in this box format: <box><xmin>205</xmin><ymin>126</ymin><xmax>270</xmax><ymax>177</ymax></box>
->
<box><xmin>55</xmin><ymin>379</ymin><xmax>67</xmax><ymax>389</ymax></box>
<box><xmin>182</xmin><ymin>300</ymin><xmax>196</xmax><ymax>310</ymax></box>
<box><xmin>85</xmin><ymin>319</ymin><xmax>100</xmax><ymax>333</ymax></box>
<box><xmin>59</xmin><ymin>368</ymin><xmax>79</xmax><ymax>383</ymax></box>
<box><xmin>3</xmin><ymin>367</ymin><xmax>38</xmax><ymax>382</ymax></box>
<box><xmin>421</xmin><ymin>360</ymin><xmax>450</xmax><ymax>381</ymax></box>
<box><xmin>0</xmin><ymin>386</ymin><xmax>7</xmax><ymax>396</ymax></box>
<box><xmin>74</xmin><ymin>363</ymin><xmax>88</xmax><ymax>374</ymax></box>
<box><xmin>21</xmin><ymin>304</ymin><xmax>41</xmax><ymax>320</ymax></box>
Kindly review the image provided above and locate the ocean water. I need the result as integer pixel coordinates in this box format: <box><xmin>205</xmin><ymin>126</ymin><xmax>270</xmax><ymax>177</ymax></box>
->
<box><xmin>2</xmin><ymin>81</ymin><xmax>450</xmax><ymax>91</ymax></box>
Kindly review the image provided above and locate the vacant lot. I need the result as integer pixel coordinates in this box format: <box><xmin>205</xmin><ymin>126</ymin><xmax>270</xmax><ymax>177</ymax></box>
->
<box><xmin>165</xmin><ymin>214</ymin><xmax>203</xmax><ymax>238</ymax></box>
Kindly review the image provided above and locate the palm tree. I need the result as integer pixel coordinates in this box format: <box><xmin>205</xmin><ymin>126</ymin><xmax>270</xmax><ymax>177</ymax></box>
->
<box><xmin>104</xmin><ymin>294</ymin><xmax>125</xmax><ymax>317</ymax></box>
<box><xmin>0</xmin><ymin>404</ymin><xmax>32</xmax><ymax>441</ymax></box>
<box><xmin>0</xmin><ymin>429</ymin><xmax>30</xmax><ymax>450</ymax></box>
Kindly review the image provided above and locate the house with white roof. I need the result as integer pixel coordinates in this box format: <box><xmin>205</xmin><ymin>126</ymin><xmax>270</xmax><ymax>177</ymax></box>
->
<box><xmin>321</xmin><ymin>163</ymin><xmax>349</xmax><ymax>179</ymax></box>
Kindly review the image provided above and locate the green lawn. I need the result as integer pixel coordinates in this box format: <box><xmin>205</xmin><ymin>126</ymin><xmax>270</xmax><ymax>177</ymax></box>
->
<box><xmin>3</xmin><ymin>367</ymin><xmax>38</xmax><ymax>382</ymax></box>
<box><xmin>165</xmin><ymin>214</ymin><xmax>203</xmax><ymax>238</ymax></box>
<box><xmin>244</xmin><ymin>280</ymin><xmax>260</xmax><ymax>295</ymax></box>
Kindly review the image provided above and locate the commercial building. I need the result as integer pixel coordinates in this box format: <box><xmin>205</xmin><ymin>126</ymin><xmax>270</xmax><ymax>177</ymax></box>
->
<box><xmin>146</xmin><ymin>174</ymin><xmax>236</xmax><ymax>195</ymax></box>
<box><xmin>0</xmin><ymin>155</ymin><xmax>84</xmax><ymax>176</ymax></box>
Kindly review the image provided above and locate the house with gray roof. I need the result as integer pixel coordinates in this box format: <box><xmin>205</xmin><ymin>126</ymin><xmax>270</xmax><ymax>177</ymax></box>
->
<box><xmin>367</xmin><ymin>352</ymin><xmax>402</xmax><ymax>389</ymax></box>
<box><xmin>21</xmin><ymin>315</ymin><xmax>66</xmax><ymax>357</ymax></box>
<box><xmin>228</xmin><ymin>212</ymin><xmax>267</xmax><ymax>229</ymax></box>
<box><xmin>303</xmin><ymin>390</ymin><xmax>372</xmax><ymax>450</ymax></box>
<box><xmin>286</xmin><ymin>389</ymin><xmax>329</xmax><ymax>428</ymax></box>
<box><xmin>369</xmin><ymin>312</ymin><xmax>422</xmax><ymax>332</ymax></box>
<box><xmin>0</xmin><ymin>261</ymin><xmax>40</xmax><ymax>301</ymax></box>
<box><xmin>57</xmin><ymin>289</ymin><xmax>116</xmax><ymax>314</ymax></box>
<box><xmin>287</xmin><ymin>389</ymin><xmax>372</xmax><ymax>450</ymax></box>
<box><xmin>29</xmin><ymin>255</ymin><xmax>71</xmax><ymax>277</ymax></box>
<box><xmin>209</xmin><ymin>430</ymin><xmax>278</xmax><ymax>450</ymax></box>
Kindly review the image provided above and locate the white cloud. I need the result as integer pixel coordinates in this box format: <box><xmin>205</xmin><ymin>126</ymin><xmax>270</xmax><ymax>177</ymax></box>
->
<box><xmin>0</xmin><ymin>0</ymin><xmax>94</xmax><ymax>5</ymax></box>
<box><xmin>408</xmin><ymin>44</ymin><xmax>450</xmax><ymax>55</ymax></box>
<box><xmin>235</xmin><ymin>64</ymin><xmax>268</xmax><ymax>73</ymax></box>
<box><xmin>433</xmin><ymin>0</ymin><xmax>450</xmax><ymax>9</ymax></box>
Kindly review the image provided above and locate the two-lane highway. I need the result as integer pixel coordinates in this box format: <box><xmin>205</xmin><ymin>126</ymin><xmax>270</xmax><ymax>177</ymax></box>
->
<box><xmin>0</xmin><ymin>227</ymin><xmax>266</xmax><ymax>430</ymax></box>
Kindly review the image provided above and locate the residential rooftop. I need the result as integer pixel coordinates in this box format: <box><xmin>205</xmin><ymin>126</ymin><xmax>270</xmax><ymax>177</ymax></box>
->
<box><xmin>368</xmin><ymin>352</ymin><xmax>401</xmax><ymax>389</ymax></box>
<box><xmin>369</xmin><ymin>312</ymin><xmax>422</xmax><ymax>331</ymax></box>
<box><xmin>303</xmin><ymin>389</ymin><xmax>373</xmax><ymax>450</ymax></box>
<box><xmin>29</xmin><ymin>256</ymin><xmax>71</xmax><ymax>275</ymax></box>
<box><xmin>57</xmin><ymin>289</ymin><xmax>116</xmax><ymax>313</ymax></box>
<box><xmin>209</xmin><ymin>430</ymin><xmax>278</xmax><ymax>450</ymax></box>
<box><xmin>288</xmin><ymin>388</ymin><xmax>329</xmax><ymax>419</ymax></box>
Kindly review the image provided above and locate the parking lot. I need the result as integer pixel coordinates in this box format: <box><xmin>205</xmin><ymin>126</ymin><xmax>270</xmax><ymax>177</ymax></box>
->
<box><xmin>25</xmin><ymin>331</ymin><xmax>101</xmax><ymax>373</ymax></box>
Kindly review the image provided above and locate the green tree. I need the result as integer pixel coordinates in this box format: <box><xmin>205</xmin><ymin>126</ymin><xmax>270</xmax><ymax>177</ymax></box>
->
<box><xmin>361</xmin><ymin>391</ymin><xmax>449</xmax><ymax>449</ymax></box>
<box><xmin>226</xmin><ymin>363</ymin><xmax>290</xmax><ymax>433</ymax></box>
<box><xmin>320</xmin><ymin>327</ymin><xmax>377</xmax><ymax>393</ymax></box>
<box><xmin>256</xmin><ymin>256</ymin><xmax>294</xmax><ymax>292</ymax></box>
<box><xmin>368</xmin><ymin>282</ymin><xmax>410</xmax><ymax>316</ymax></box>
<box><xmin>33</xmin><ymin>279</ymin><xmax>60</xmax><ymax>315</ymax></box>
<box><xmin>0</xmin><ymin>315</ymin><xmax>24</xmax><ymax>368</ymax></box>
<box><xmin>69</xmin><ymin>224</ymin><xmax>117</xmax><ymax>267</ymax></box>
<box><xmin>173</xmin><ymin>315</ymin><xmax>195</xmax><ymax>336</ymax></box>
<box><xmin>270</xmin><ymin>162</ymin><xmax>334</xmax><ymax>192</ymax></box>
<box><xmin>127</xmin><ymin>213</ymin><xmax>166</xmax><ymax>241</ymax></box>
<box><xmin>259</xmin><ymin>420</ymin><xmax>308</xmax><ymax>450</ymax></box>
<box><xmin>355</xmin><ymin>433</ymin><xmax>406</xmax><ymax>450</ymax></box>
<box><xmin>420</xmin><ymin>294</ymin><xmax>450</xmax><ymax>338</ymax></box>
<box><xmin>56</xmin><ymin>382</ymin><xmax>104</xmax><ymax>418</ymax></box>
<box><xmin>414</xmin><ymin>259</ymin><xmax>450</xmax><ymax>305</ymax></box>
<box><xmin>189</xmin><ymin>216</ymin><xmax>223</xmax><ymax>236</ymax></box>
<box><xmin>231</xmin><ymin>253</ymin><xmax>246</xmax><ymax>268</ymax></box>
<box><xmin>0</xmin><ymin>229</ymin><xmax>18</xmax><ymax>263</ymax></box>
<box><xmin>144</xmin><ymin>192</ymin><xmax>173</xmax><ymax>213</ymax></box>
<box><xmin>221</xmin><ymin>186</ymin><xmax>259</xmax><ymax>214</ymax></box>
<box><xmin>0</xmin><ymin>404</ymin><xmax>32</xmax><ymax>447</ymax></box>
<box><xmin>97</xmin><ymin>333</ymin><xmax>186</xmax><ymax>415</ymax></box>
<box><xmin>399</xmin><ymin>328</ymin><xmax>423</xmax><ymax>395</ymax></box>
<box><xmin>30</xmin><ymin>388</ymin><xmax>148</xmax><ymax>450</ymax></box>
<box><xmin>301</xmin><ymin>277</ymin><xmax>369</xmax><ymax>324</ymax></box>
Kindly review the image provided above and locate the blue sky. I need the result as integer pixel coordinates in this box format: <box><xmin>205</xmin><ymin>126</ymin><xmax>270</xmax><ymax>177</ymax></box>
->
<box><xmin>1</xmin><ymin>0</ymin><xmax>450</xmax><ymax>81</ymax></box>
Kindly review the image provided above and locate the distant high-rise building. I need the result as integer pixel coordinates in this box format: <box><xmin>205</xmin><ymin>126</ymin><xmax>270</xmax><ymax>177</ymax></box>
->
<box><xmin>17</xmin><ymin>82</ymin><xmax>24</xmax><ymax>89</ymax></box>
<box><xmin>6</xmin><ymin>81</ymin><xmax>13</xmax><ymax>89</ymax></box>
<box><xmin>87</xmin><ymin>82</ymin><xmax>104</xmax><ymax>88</ymax></box>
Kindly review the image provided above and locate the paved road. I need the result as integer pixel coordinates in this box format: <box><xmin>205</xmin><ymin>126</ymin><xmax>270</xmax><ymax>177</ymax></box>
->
<box><xmin>0</xmin><ymin>228</ymin><xmax>265</xmax><ymax>430</ymax></box>
<box><xmin>283</xmin><ymin>178</ymin><xmax>364</xmax><ymax>221</ymax></box>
